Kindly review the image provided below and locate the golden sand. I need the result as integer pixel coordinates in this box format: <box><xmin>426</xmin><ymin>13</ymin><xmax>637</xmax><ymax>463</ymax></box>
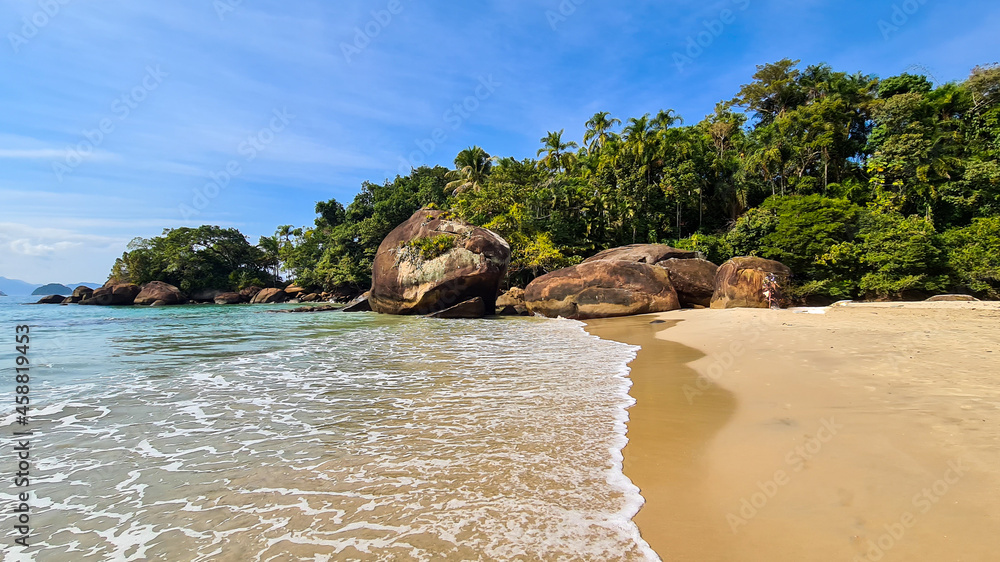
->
<box><xmin>586</xmin><ymin>302</ymin><xmax>1000</xmax><ymax>561</ymax></box>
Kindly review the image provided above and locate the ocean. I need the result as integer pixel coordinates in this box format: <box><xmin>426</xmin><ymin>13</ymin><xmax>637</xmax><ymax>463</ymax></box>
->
<box><xmin>0</xmin><ymin>296</ymin><xmax>656</xmax><ymax>561</ymax></box>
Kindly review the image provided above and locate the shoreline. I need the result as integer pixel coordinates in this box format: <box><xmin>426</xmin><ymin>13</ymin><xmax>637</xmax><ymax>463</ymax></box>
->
<box><xmin>586</xmin><ymin>303</ymin><xmax>1000</xmax><ymax>561</ymax></box>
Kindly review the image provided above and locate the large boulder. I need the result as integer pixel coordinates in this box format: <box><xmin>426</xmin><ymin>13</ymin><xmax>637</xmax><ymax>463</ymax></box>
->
<box><xmin>710</xmin><ymin>257</ymin><xmax>791</xmax><ymax>309</ymax></box>
<box><xmin>657</xmin><ymin>258</ymin><xmax>719</xmax><ymax>308</ymax></box>
<box><xmin>36</xmin><ymin>295</ymin><xmax>65</xmax><ymax>304</ymax></box>
<box><xmin>524</xmin><ymin>261</ymin><xmax>681</xmax><ymax>319</ymax></box>
<box><xmin>240</xmin><ymin>286</ymin><xmax>263</xmax><ymax>301</ymax></box>
<box><xmin>284</xmin><ymin>285</ymin><xmax>306</xmax><ymax>298</ymax></box>
<box><xmin>81</xmin><ymin>283</ymin><xmax>140</xmax><ymax>306</ymax></box>
<box><xmin>370</xmin><ymin>209</ymin><xmax>510</xmax><ymax>315</ymax></box>
<box><xmin>251</xmin><ymin>288</ymin><xmax>288</xmax><ymax>304</ymax></box>
<box><xmin>72</xmin><ymin>286</ymin><xmax>94</xmax><ymax>299</ymax></box>
<box><xmin>214</xmin><ymin>292</ymin><xmax>243</xmax><ymax>305</ymax></box>
<box><xmin>583</xmin><ymin>244</ymin><xmax>696</xmax><ymax>265</ymax></box>
<box><xmin>134</xmin><ymin>281</ymin><xmax>185</xmax><ymax>306</ymax></box>
<box><xmin>925</xmin><ymin>294</ymin><xmax>979</xmax><ymax>302</ymax></box>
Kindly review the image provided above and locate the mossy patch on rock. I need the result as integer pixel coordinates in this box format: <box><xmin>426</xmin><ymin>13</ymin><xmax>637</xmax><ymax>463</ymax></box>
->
<box><xmin>401</xmin><ymin>234</ymin><xmax>457</xmax><ymax>261</ymax></box>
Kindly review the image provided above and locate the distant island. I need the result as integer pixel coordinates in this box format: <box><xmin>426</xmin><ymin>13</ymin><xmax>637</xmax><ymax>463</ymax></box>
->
<box><xmin>0</xmin><ymin>277</ymin><xmax>102</xmax><ymax>296</ymax></box>
<box><xmin>0</xmin><ymin>290</ymin><xmax>7</xmax><ymax>296</ymax></box>
<box><xmin>32</xmin><ymin>283</ymin><xmax>74</xmax><ymax>296</ymax></box>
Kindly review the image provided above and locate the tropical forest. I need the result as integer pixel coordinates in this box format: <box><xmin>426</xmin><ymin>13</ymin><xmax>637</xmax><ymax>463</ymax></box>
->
<box><xmin>110</xmin><ymin>59</ymin><xmax>1000</xmax><ymax>303</ymax></box>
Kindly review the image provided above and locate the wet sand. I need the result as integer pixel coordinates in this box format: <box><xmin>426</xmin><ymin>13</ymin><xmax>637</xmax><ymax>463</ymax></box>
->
<box><xmin>586</xmin><ymin>302</ymin><xmax>1000</xmax><ymax>561</ymax></box>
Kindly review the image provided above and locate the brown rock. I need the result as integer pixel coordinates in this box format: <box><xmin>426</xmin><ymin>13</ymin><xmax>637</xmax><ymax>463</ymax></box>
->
<box><xmin>427</xmin><ymin>297</ymin><xmax>486</xmax><ymax>319</ymax></box>
<box><xmin>496</xmin><ymin>287</ymin><xmax>525</xmax><ymax>308</ymax></box>
<box><xmin>710</xmin><ymin>257</ymin><xmax>792</xmax><ymax>309</ymax></box>
<box><xmin>370</xmin><ymin>209</ymin><xmax>510</xmax><ymax>315</ymax></box>
<box><xmin>284</xmin><ymin>285</ymin><xmax>306</xmax><ymax>297</ymax></box>
<box><xmin>524</xmin><ymin>261</ymin><xmax>680</xmax><ymax>319</ymax></box>
<box><xmin>583</xmin><ymin>244</ymin><xmax>697</xmax><ymax>265</ymax></box>
<box><xmin>251</xmin><ymin>288</ymin><xmax>288</xmax><ymax>304</ymax></box>
<box><xmin>240</xmin><ymin>286</ymin><xmax>263</xmax><ymax>300</ymax></box>
<box><xmin>925</xmin><ymin>294</ymin><xmax>980</xmax><ymax>302</ymax></box>
<box><xmin>656</xmin><ymin>258</ymin><xmax>719</xmax><ymax>308</ymax></box>
<box><xmin>134</xmin><ymin>281</ymin><xmax>185</xmax><ymax>306</ymax></box>
<box><xmin>301</xmin><ymin>293</ymin><xmax>320</xmax><ymax>302</ymax></box>
<box><xmin>72</xmin><ymin>286</ymin><xmax>94</xmax><ymax>299</ymax></box>
<box><xmin>214</xmin><ymin>292</ymin><xmax>243</xmax><ymax>305</ymax></box>
<box><xmin>496</xmin><ymin>287</ymin><xmax>529</xmax><ymax>314</ymax></box>
<box><xmin>112</xmin><ymin>284</ymin><xmax>140</xmax><ymax>305</ymax></box>
<box><xmin>80</xmin><ymin>288</ymin><xmax>111</xmax><ymax>305</ymax></box>
<box><xmin>81</xmin><ymin>283</ymin><xmax>140</xmax><ymax>306</ymax></box>
<box><xmin>497</xmin><ymin>305</ymin><xmax>526</xmax><ymax>316</ymax></box>
<box><xmin>341</xmin><ymin>292</ymin><xmax>372</xmax><ymax>312</ymax></box>
<box><xmin>62</xmin><ymin>296</ymin><xmax>82</xmax><ymax>304</ymax></box>
<box><xmin>272</xmin><ymin>305</ymin><xmax>339</xmax><ymax>314</ymax></box>
<box><xmin>36</xmin><ymin>294</ymin><xmax>65</xmax><ymax>304</ymax></box>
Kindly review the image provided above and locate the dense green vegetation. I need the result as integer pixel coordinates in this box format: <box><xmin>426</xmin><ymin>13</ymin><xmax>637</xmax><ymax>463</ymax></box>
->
<box><xmin>112</xmin><ymin>60</ymin><xmax>1000</xmax><ymax>301</ymax></box>
<box><xmin>110</xmin><ymin>226</ymin><xmax>277</xmax><ymax>293</ymax></box>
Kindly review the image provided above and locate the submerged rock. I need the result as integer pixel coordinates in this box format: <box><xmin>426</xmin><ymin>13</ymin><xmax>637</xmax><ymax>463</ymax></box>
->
<box><xmin>271</xmin><ymin>305</ymin><xmax>339</xmax><ymax>314</ymax></box>
<box><xmin>710</xmin><ymin>257</ymin><xmax>791</xmax><ymax>309</ymax></box>
<box><xmin>656</xmin><ymin>258</ymin><xmax>718</xmax><ymax>308</ymax></box>
<box><xmin>524</xmin><ymin>260</ymin><xmax>680</xmax><ymax>319</ymax></box>
<box><xmin>341</xmin><ymin>292</ymin><xmax>372</xmax><ymax>312</ymax></box>
<box><xmin>427</xmin><ymin>297</ymin><xmax>486</xmax><ymax>319</ymax></box>
<box><xmin>370</xmin><ymin>209</ymin><xmax>510</xmax><ymax>315</ymax></box>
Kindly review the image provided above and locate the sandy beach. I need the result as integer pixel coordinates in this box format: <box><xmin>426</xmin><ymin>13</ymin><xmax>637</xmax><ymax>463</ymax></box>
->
<box><xmin>587</xmin><ymin>302</ymin><xmax>1000</xmax><ymax>561</ymax></box>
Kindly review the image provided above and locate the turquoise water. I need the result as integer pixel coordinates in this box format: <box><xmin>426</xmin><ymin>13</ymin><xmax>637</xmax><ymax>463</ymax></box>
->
<box><xmin>0</xmin><ymin>296</ymin><xmax>654</xmax><ymax>561</ymax></box>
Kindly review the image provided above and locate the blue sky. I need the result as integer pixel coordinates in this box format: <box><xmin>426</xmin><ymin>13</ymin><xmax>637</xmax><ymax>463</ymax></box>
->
<box><xmin>1</xmin><ymin>0</ymin><xmax>998</xmax><ymax>284</ymax></box>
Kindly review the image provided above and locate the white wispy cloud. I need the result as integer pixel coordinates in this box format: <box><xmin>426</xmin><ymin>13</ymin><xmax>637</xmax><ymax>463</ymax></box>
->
<box><xmin>0</xmin><ymin>149</ymin><xmax>67</xmax><ymax>159</ymax></box>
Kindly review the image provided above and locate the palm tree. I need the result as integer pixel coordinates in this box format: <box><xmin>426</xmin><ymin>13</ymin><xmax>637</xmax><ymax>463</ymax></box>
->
<box><xmin>257</xmin><ymin>235</ymin><xmax>281</xmax><ymax>284</ymax></box>
<box><xmin>583</xmin><ymin>112</ymin><xmax>621</xmax><ymax>153</ymax></box>
<box><xmin>537</xmin><ymin>130</ymin><xmax>578</xmax><ymax>172</ymax></box>
<box><xmin>622</xmin><ymin>115</ymin><xmax>661</xmax><ymax>243</ymax></box>
<box><xmin>652</xmin><ymin>109</ymin><xmax>683</xmax><ymax>131</ymax></box>
<box><xmin>623</xmin><ymin>114</ymin><xmax>655</xmax><ymax>156</ymax></box>
<box><xmin>446</xmin><ymin>146</ymin><xmax>494</xmax><ymax>195</ymax></box>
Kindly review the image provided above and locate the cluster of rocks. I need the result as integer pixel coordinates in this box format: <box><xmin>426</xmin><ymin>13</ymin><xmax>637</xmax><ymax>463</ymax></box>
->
<box><xmin>36</xmin><ymin>208</ymin><xmax>796</xmax><ymax>320</ymax></box>
<box><xmin>34</xmin><ymin>281</ymin><xmax>343</xmax><ymax>307</ymax></box>
<box><xmin>346</xmin><ymin>208</ymin><xmax>795</xmax><ymax>320</ymax></box>
<box><xmin>517</xmin><ymin>247</ymin><xmax>791</xmax><ymax>319</ymax></box>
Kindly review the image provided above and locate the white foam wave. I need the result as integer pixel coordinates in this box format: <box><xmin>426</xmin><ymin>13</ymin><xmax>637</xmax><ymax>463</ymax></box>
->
<box><xmin>4</xmin><ymin>315</ymin><xmax>658</xmax><ymax>561</ymax></box>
